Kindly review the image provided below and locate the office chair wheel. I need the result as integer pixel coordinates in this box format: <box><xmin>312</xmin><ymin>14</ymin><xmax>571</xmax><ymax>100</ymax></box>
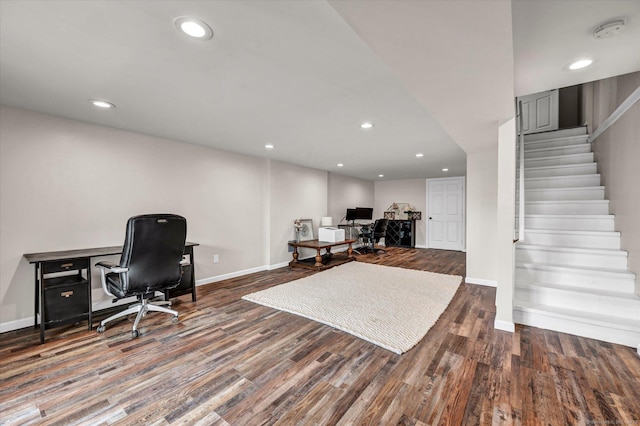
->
<box><xmin>132</xmin><ymin>330</ymin><xmax>139</xmax><ymax>338</ymax></box>
<box><xmin>96</xmin><ymin>325</ymin><xmax>106</xmax><ymax>334</ymax></box>
<box><xmin>171</xmin><ymin>315</ymin><xmax>179</xmax><ymax>323</ymax></box>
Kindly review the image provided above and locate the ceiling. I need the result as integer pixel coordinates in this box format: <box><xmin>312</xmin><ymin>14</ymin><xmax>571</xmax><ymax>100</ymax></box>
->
<box><xmin>1</xmin><ymin>1</ymin><xmax>638</xmax><ymax>181</ymax></box>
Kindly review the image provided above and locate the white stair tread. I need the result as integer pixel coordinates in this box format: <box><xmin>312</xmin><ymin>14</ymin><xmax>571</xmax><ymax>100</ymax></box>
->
<box><xmin>522</xmin><ymin>153</ymin><xmax>593</xmax><ymax>161</ymax></box>
<box><xmin>517</xmin><ymin>261</ymin><xmax>637</xmax><ymax>277</ymax></box>
<box><xmin>514</xmin><ymin>302</ymin><xmax>640</xmax><ymax>331</ymax></box>
<box><xmin>516</xmin><ymin>244</ymin><xmax>627</xmax><ymax>256</ymax></box>
<box><xmin>520</xmin><ymin>200</ymin><xmax>608</xmax><ymax>204</ymax></box>
<box><xmin>525</xmin><ymin>229</ymin><xmax>620</xmax><ymax>236</ymax></box>
<box><xmin>516</xmin><ymin>281</ymin><xmax>638</xmax><ymax>299</ymax></box>
<box><xmin>522</xmin><ymin>186</ymin><xmax>605</xmax><ymax>192</ymax></box>
<box><xmin>524</xmin><ymin>145</ymin><xmax>590</xmax><ymax>154</ymax></box>
<box><xmin>524</xmin><ymin>135</ymin><xmax>589</xmax><ymax>146</ymax></box>
<box><xmin>524</xmin><ymin>163</ymin><xmax>596</xmax><ymax>171</ymax></box>
<box><xmin>520</xmin><ymin>174</ymin><xmax>599</xmax><ymax>182</ymax></box>
<box><xmin>522</xmin><ymin>214</ymin><xmax>613</xmax><ymax>218</ymax></box>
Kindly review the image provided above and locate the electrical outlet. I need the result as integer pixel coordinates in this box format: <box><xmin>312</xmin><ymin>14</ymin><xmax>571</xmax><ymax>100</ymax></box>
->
<box><xmin>213</xmin><ymin>254</ymin><xmax>219</xmax><ymax>263</ymax></box>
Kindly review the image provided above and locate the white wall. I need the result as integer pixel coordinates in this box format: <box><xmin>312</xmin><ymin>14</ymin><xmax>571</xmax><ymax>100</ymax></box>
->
<box><xmin>495</xmin><ymin>119</ymin><xmax>516</xmax><ymax>330</ymax></box>
<box><xmin>327</xmin><ymin>173</ymin><xmax>374</xmax><ymax>227</ymax></box>
<box><xmin>268</xmin><ymin>161</ymin><xmax>328</xmax><ymax>266</ymax></box>
<box><xmin>465</xmin><ymin>149</ymin><xmax>499</xmax><ymax>285</ymax></box>
<box><xmin>586</xmin><ymin>71</ymin><xmax>640</xmax><ymax>289</ymax></box>
<box><xmin>374</xmin><ymin>179</ymin><xmax>427</xmax><ymax>247</ymax></box>
<box><xmin>0</xmin><ymin>106</ymin><xmax>367</xmax><ymax>330</ymax></box>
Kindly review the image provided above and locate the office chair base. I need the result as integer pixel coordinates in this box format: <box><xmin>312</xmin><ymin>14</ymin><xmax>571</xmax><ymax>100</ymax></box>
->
<box><xmin>97</xmin><ymin>296</ymin><xmax>178</xmax><ymax>337</ymax></box>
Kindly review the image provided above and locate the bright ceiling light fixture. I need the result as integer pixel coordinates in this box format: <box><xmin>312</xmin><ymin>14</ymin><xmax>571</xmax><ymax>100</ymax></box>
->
<box><xmin>90</xmin><ymin>99</ymin><xmax>115</xmax><ymax>108</ymax></box>
<box><xmin>568</xmin><ymin>59</ymin><xmax>593</xmax><ymax>70</ymax></box>
<box><xmin>416</xmin><ymin>153</ymin><xmax>424</xmax><ymax>158</ymax></box>
<box><xmin>265</xmin><ymin>144</ymin><xmax>274</xmax><ymax>149</ymax></box>
<box><xmin>378</xmin><ymin>174</ymin><xmax>384</xmax><ymax>177</ymax></box>
<box><xmin>174</xmin><ymin>17</ymin><xmax>213</xmax><ymax>40</ymax></box>
<box><xmin>360</xmin><ymin>122</ymin><xmax>374</xmax><ymax>129</ymax></box>
<box><xmin>337</xmin><ymin>163</ymin><xmax>344</xmax><ymax>167</ymax></box>
<box><xmin>442</xmin><ymin>168</ymin><xmax>449</xmax><ymax>172</ymax></box>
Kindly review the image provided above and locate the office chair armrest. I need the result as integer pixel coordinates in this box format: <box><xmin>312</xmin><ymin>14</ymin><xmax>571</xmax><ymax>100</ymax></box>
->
<box><xmin>95</xmin><ymin>261</ymin><xmax>127</xmax><ymax>273</ymax></box>
<box><xmin>95</xmin><ymin>261</ymin><xmax>129</xmax><ymax>298</ymax></box>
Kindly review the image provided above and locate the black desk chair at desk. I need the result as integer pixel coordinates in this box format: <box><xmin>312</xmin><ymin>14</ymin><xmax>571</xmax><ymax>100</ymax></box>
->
<box><xmin>358</xmin><ymin>219</ymin><xmax>389</xmax><ymax>254</ymax></box>
<box><xmin>95</xmin><ymin>214</ymin><xmax>187</xmax><ymax>338</ymax></box>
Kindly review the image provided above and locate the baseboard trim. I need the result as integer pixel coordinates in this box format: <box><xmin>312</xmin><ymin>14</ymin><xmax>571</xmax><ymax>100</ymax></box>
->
<box><xmin>196</xmin><ymin>265</ymin><xmax>268</xmax><ymax>286</ymax></box>
<box><xmin>268</xmin><ymin>261</ymin><xmax>289</xmax><ymax>270</ymax></box>
<box><xmin>494</xmin><ymin>319</ymin><xmax>515</xmax><ymax>333</ymax></box>
<box><xmin>0</xmin><ymin>317</ymin><xmax>33</xmax><ymax>334</ymax></box>
<box><xmin>465</xmin><ymin>277</ymin><xmax>498</xmax><ymax>287</ymax></box>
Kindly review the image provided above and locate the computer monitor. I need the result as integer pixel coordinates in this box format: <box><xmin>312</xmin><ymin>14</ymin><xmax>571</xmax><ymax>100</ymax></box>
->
<box><xmin>345</xmin><ymin>208</ymin><xmax>357</xmax><ymax>221</ymax></box>
<box><xmin>355</xmin><ymin>207</ymin><xmax>373</xmax><ymax>220</ymax></box>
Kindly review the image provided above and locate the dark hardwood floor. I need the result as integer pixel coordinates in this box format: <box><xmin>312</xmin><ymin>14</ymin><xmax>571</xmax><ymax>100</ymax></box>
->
<box><xmin>1</xmin><ymin>247</ymin><xmax>638</xmax><ymax>425</ymax></box>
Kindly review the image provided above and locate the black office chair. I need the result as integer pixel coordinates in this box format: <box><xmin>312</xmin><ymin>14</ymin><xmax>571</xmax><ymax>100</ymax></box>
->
<box><xmin>359</xmin><ymin>219</ymin><xmax>389</xmax><ymax>254</ymax></box>
<box><xmin>95</xmin><ymin>214</ymin><xmax>187</xmax><ymax>338</ymax></box>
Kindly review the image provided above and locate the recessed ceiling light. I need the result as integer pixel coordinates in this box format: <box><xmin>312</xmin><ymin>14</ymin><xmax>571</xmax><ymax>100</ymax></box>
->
<box><xmin>378</xmin><ymin>174</ymin><xmax>384</xmax><ymax>177</ymax></box>
<box><xmin>360</xmin><ymin>122</ymin><xmax>374</xmax><ymax>129</ymax></box>
<box><xmin>265</xmin><ymin>144</ymin><xmax>274</xmax><ymax>149</ymax></box>
<box><xmin>90</xmin><ymin>99</ymin><xmax>115</xmax><ymax>108</ymax></box>
<box><xmin>442</xmin><ymin>168</ymin><xmax>449</xmax><ymax>172</ymax></box>
<box><xmin>568</xmin><ymin>59</ymin><xmax>593</xmax><ymax>70</ymax></box>
<box><xmin>337</xmin><ymin>163</ymin><xmax>344</xmax><ymax>167</ymax></box>
<box><xmin>416</xmin><ymin>153</ymin><xmax>424</xmax><ymax>158</ymax></box>
<box><xmin>174</xmin><ymin>17</ymin><xmax>213</xmax><ymax>40</ymax></box>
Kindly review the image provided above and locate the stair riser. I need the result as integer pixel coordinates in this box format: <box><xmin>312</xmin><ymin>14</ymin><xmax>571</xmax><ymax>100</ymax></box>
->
<box><xmin>523</xmin><ymin>153</ymin><xmax>594</xmax><ymax>168</ymax></box>
<box><xmin>524</xmin><ymin>127</ymin><xmax>588</xmax><ymax>142</ymax></box>
<box><xmin>519</xmin><ymin>175</ymin><xmax>601</xmax><ymax>189</ymax></box>
<box><xmin>524</xmin><ymin>144</ymin><xmax>592</xmax><ymax>159</ymax></box>
<box><xmin>519</xmin><ymin>202</ymin><xmax>609</xmax><ymax>215</ymax></box>
<box><xmin>523</xmin><ymin>232</ymin><xmax>620</xmax><ymax>249</ymax></box>
<box><xmin>516</xmin><ymin>287</ymin><xmax>640</xmax><ymax>319</ymax></box>
<box><xmin>519</xmin><ymin>188</ymin><xmax>604</xmax><ymax>201</ymax></box>
<box><xmin>515</xmin><ymin>266</ymin><xmax>636</xmax><ymax>293</ymax></box>
<box><xmin>524</xmin><ymin>137</ymin><xmax>589</xmax><ymax>151</ymax></box>
<box><xmin>516</xmin><ymin>248</ymin><xmax>628</xmax><ymax>270</ymax></box>
<box><xmin>517</xmin><ymin>216</ymin><xmax>614</xmax><ymax>231</ymax></box>
<box><xmin>524</xmin><ymin>164</ymin><xmax>597</xmax><ymax>178</ymax></box>
<box><xmin>514</xmin><ymin>308</ymin><xmax>640</xmax><ymax>348</ymax></box>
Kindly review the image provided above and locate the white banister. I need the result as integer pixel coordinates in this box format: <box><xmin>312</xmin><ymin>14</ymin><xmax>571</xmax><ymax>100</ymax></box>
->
<box><xmin>517</xmin><ymin>101</ymin><xmax>525</xmax><ymax>243</ymax></box>
<box><xmin>589</xmin><ymin>86</ymin><xmax>640</xmax><ymax>143</ymax></box>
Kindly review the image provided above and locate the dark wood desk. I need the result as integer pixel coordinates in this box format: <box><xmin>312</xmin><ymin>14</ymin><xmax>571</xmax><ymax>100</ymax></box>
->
<box><xmin>24</xmin><ymin>242</ymin><xmax>198</xmax><ymax>343</ymax></box>
<box><xmin>288</xmin><ymin>239</ymin><xmax>356</xmax><ymax>270</ymax></box>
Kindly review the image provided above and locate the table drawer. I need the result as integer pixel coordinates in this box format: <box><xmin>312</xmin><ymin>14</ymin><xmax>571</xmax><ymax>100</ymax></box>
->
<box><xmin>42</xmin><ymin>258</ymin><xmax>89</xmax><ymax>274</ymax></box>
<box><xmin>44</xmin><ymin>281</ymin><xmax>89</xmax><ymax>323</ymax></box>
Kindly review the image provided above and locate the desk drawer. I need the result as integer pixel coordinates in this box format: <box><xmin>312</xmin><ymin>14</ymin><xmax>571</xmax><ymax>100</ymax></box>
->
<box><xmin>44</xmin><ymin>280</ymin><xmax>89</xmax><ymax>323</ymax></box>
<box><xmin>42</xmin><ymin>258</ymin><xmax>89</xmax><ymax>274</ymax></box>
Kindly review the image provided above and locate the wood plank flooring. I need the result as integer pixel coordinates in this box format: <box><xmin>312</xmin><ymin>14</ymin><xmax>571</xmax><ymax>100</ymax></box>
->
<box><xmin>1</xmin><ymin>247</ymin><xmax>638</xmax><ymax>425</ymax></box>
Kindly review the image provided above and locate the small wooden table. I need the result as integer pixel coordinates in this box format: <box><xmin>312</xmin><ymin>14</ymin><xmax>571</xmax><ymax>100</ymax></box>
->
<box><xmin>288</xmin><ymin>239</ymin><xmax>356</xmax><ymax>270</ymax></box>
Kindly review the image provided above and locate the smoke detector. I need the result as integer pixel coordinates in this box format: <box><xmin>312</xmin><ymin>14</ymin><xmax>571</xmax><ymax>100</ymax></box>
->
<box><xmin>593</xmin><ymin>20</ymin><xmax>626</xmax><ymax>39</ymax></box>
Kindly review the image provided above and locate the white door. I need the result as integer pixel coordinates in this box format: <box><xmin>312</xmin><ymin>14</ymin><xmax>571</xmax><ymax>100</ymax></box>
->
<box><xmin>427</xmin><ymin>177</ymin><xmax>464</xmax><ymax>251</ymax></box>
<box><xmin>517</xmin><ymin>90</ymin><xmax>559</xmax><ymax>134</ymax></box>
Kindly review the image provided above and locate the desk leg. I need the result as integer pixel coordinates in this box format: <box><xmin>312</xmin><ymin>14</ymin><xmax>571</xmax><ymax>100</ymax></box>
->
<box><xmin>188</xmin><ymin>247</ymin><xmax>196</xmax><ymax>302</ymax></box>
<box><xmin>347</xmin><ymin>242</ymin><xmax>354</xmax><ymax>258</ymax></box>
<box><xmin>86</xmin><ymin>265</ymin><xmax>92</xmax><ymax>331</ymax></box>
<box><xmin>292</xmin><ymin>247</ymin><xmax>299</xmax><ymax>263</ymax></box>
<box><xmin>39</xmin><ymin>266</ymin><xmax>45</xmax><ymax>344</ymax></box>
<box><xmin>34</xmin><ymin>264</ymin><xmax>39</xmax><ymax>329</ymax></box>
<box><xmin>314</xmin><ymin>249</ymin><xmax>323</xmax><ymax>267</ymax></box>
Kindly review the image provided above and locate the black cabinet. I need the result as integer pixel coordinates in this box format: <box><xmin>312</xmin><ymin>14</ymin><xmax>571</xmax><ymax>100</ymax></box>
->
<box><xmin>385</xmin><ymin>220</ymin><xmax>416</xmax><ymax>248</ymax></box>
<box><xmin>38</xmin><ymin>258</ymin><xmax>92</xmax><ymax>343</ymax></box>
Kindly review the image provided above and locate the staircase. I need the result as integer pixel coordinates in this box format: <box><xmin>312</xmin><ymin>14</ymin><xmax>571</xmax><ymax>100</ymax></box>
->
<box><xmin>513</xmin><ymin>127</ymin><xmax>640</xmax><ymax>349</ymax></box>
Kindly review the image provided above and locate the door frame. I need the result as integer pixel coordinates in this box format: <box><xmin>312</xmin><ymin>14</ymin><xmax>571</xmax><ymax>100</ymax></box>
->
<box><xmin>425</xmin><ymin>176</ymin><xmax>466</xmax><ymax>251</ymax></box>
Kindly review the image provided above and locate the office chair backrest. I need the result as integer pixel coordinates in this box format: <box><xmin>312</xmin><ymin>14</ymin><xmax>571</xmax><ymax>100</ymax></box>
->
<box><xmin>374</xmin><ymin>218</ymin><xmax>389</xmax><ymax>237</ymax></box>
<box><xmin>120</xmin><ymin>214</ymin><xmax>187</xmax><ymax>295</ymax></box>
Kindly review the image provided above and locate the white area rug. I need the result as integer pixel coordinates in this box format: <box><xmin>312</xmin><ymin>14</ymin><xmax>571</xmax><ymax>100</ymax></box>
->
<box><xmin>242</xmin><ymin>262</ymin><xmax>462</xmax><ymax>354</ymax></box>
